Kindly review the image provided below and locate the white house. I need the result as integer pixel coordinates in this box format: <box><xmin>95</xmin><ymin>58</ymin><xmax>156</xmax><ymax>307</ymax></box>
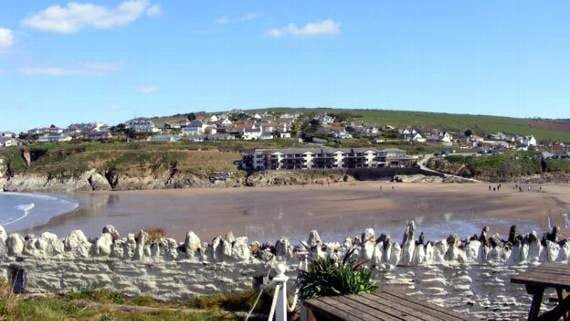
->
<box><xmin>1</xmin><ymin>131</ymin><xmax>16</xmax><ymax>138</ymax></box>
<box><xmin>0</xmin><ymin>137</ymin><xmax>18</xmax><ymax>148</ymax></box>
<box><xmin>38</xmin><ymin>133</ymin><xmax>72</xmax><ymax>143</ymax></box>
<box><xmin>411</xmin><ymin>133</ymin><xmax>426</xmax><ymax>143</ymax></box>
<box><xmin>440</xmin><ymin>132</ymin><xmax>454</xmax><ymax>146</ymax></box>
<box><xmin>520</xmin><ymin>135</ymin><xmax>537</xmax><ymax>147</ymax></box>
<box><xmin>221</xmin><ymin>118</ymin><xmax>233</xmax><ymax>127</ymax></box>
<box><xmin>182</xmin><ymin>120</ymin><xmax>208</xmax><ymax>136</ymax></box>
<box><xmin>333</xmin><ymin>129</ymin><xmax>353</xmax><ymax>139</ymax></box>
<box><xmin>242</xmin><ymin>126</ymin><xmax>263</xmax><ymax>140</ymax></box>
<box><xmin>209</xmin><ymin>114</ymin><xmax>219</xmax><ymax>123</ymax></box>
<box><xmin>148</xmin><ymin>135</ymin><xmax>181</xmax><ymax>142</ymax></box>
<box><xmin>125</xmin><ymin>118</ymin><xmax>161</xmax><ymax>133</ymax></box>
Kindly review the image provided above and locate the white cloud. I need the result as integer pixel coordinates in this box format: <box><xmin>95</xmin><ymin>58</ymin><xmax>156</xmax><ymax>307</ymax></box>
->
<box><xmin>22</xmin><ymin>0</ymin><xmax>161</xmax><ymax>34</ymax></box>
<box><xmin>266</xmin><ymin>19</ymin><xmax>340</xmax><ymax>38</ymax></box>
<box><xmin>137</xmin><ymin>84</ymin><xmax>159</xmax><ymax>94</ymax></box>
<box><xmin>0</xmin><ymin>28</ymin><xmax>14</xmax><ymax>50</ymax></box>
<box><xmin>20</xmin><ymin>61</ymin><xmax>122</xmax><ymax>76</ymax></box>
<box><xmin>216</xmin><ymin>12</ymin><xmax>261</xmax><ymax>25</ymax></box>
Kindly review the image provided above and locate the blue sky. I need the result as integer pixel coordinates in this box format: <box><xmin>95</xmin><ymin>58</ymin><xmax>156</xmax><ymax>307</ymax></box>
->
<box><xmin>1</xmin><ymin>1</ymin><xmax>569</xmax><ymax>132</ymax></box>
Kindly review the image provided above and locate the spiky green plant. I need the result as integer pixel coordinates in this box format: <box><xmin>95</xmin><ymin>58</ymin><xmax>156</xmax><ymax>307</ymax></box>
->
<box><xmin>297</xmin><ymin>253</ymin><xmax>377</xmax><ymax>300</ymax></box>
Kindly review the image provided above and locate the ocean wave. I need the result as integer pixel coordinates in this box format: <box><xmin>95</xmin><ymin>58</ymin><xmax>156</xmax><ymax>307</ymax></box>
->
<box><xmin>0</xmin><ymin>193</ymin><xmax>79</xmax><ymax>227</ymax></box>
<box><xmin>3</xmin><ymin>203</ymin><xmax>35</xmax><ymax>225</ymax></box>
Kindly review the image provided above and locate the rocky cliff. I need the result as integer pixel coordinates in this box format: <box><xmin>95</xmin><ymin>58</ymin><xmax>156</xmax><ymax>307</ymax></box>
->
<box><xmin>0</xmin><ymin>169</ymin><xmax>352</xmax><ymax>192</ymax></box>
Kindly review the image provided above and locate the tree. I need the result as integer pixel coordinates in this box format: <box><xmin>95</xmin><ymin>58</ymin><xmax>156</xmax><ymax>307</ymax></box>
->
<box><xmin>464</xmin><ymin>129</ymin><xmax>473</xmax><ymax>137</ymax></box>
<box><xmin>187</xmin><ymin>113</ymin><xmax>196</xmax><ymax>121</ymax></box>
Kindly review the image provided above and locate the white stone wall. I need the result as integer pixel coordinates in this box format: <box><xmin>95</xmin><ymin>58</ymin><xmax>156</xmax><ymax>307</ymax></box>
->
<box><xmin>1</xmin><ymin>222</ymin><xmax>568</xmax><ymax>301</ymax></box>
<box><xmin>0</xmin><ymin>226</ymin><xmax>299</xmax><ymax>301</ymax></box>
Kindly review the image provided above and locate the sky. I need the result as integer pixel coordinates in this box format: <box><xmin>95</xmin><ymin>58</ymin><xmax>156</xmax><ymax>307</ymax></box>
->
<box><xmin>1</xmin><ymin>0</ymin><xmax>570</xmax><ymax>132</ymax></box>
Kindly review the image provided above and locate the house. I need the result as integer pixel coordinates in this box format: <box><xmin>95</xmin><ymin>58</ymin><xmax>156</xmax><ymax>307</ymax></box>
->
<box><xmin>401</xmin><ymin>128</ymin><xmax>419</xmax><ymax>141</ymax></box>
<box><xmin>315</xmin><ymin>113</ymin><xmax>335</xmax><ymax>126</ymax></box>
<box><xmin>221</xmin><ymin>118</ymin><xmax>233</xmax><ymax>127</ymax></box>
<box><xmin>65</xmin><ymin>123</ymin><xmax>109</xmax><ymax>138</ymax></box>
<box><xmin>38</xmin><ymin>133</ymin><xmax>72</xmax><ymax>143</ymax></box>
<box><xmin>182</xmin><ymin>120</ymin><xmax>208</xmax><ymax>136</ymax></box>
<box><xmin>125</xmin><ymin>118</ymin><xmax>160</xmax><ymax>133</ymax></box>
<box><xmin>148</xmin><ymin>135</ymin><xmax>181</xmax><ymax>143</ymax></box>
<box><xmin>332</xmin><ymin>129</ymin><xmax>353</xmax><ymax>139</ymax></box>
<box><xmin>1</xmin><ymin>131</ymin><xmax>16</xmax><ymax>138</ymax></box>
<box><xmin>209</xmin><ymin>114</ymin><xmax>219</xmax><ymax>123</ymax></box>
<box><xmin>242</xmin><ymin>126</ymin><xmax>264</xmax><ymax>140</ymax></box>
<box><xmin>411</xmin><ymin>133</ymin><xmax>426</xmax><ymax>143</ymax></box>
<box><xmin>204</xmin><ymin>125</ymin><xmax>218</xmax><ymax>135</ymax></box>
<box><xmin>519</xmin><ymin>135</ymin><xmax>537</xmax><ymax>147</ymax></box>
<box><xmin>0</xmin><ymin>136</ymin><xmax>19</xmax><ymax>148</ymax></box>
<box><xmin>86</xmin><ymin>130</ymin><xmax>113</xmax><ymax>141</ymax></box>
<box><xmin>489</xmin><ymin>132</ymin><xmax>511</xmax><ymax>142</ymax></box>
<box><xmin>259</xmin><ymin>131</ymin><xmax>274</xmax><ymax>140</ymax></box>
<box><xmin>440</xmin><ymin>132</ymin><xmax>453</xmax><ymax>145</ymax></box>
<box><xmin>28</xmin><ymin>125</ymin><xmax>63</xmax><ymax>136</ymax></box>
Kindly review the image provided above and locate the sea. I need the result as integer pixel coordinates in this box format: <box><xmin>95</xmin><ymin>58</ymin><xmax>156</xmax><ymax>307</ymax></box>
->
<box><xmin>0</xmin><ymin>192</ymin><xmax>79</xmax><ymax>232</ymax></box>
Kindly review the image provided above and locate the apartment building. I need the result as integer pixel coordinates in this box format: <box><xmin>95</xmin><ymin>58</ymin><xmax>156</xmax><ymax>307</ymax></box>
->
<box><xmin>240</xmin><ymin>148</ymin><xmax>417</xmax><ymax>171</ymax></box>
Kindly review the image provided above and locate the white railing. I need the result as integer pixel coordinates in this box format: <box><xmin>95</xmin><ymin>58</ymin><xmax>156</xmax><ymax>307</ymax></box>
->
<box><xmin>267</xmin><ymin>253</ymin><xmax>308</xmax><ymax>321</ymax></box>
<box><xmin>247</xmin><ymin>253</ymin><xmax>309</xmax><ymax>321</ymax></box>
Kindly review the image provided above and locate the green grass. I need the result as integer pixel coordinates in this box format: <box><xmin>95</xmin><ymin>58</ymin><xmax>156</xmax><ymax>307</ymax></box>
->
<box><xmin>545</xmin><ymin>159</ymin><xmax>570</xmax><ymax>173</ymax></box>
<box><xmin>0</xmin><ymin>287</ymin><xmax>252</xmax><ymax>321</ymax></box>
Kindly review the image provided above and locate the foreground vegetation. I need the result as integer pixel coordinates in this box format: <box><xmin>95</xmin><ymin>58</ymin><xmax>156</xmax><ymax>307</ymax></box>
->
<box><xmin>0</xmin><ymin>282</ymin><xmax>265</xmax><ymax>321</ymax></box>
<box><xmin>298</xmin><ymin>253</ymin><xmax>377</xmax><ymax>300</ymax></box>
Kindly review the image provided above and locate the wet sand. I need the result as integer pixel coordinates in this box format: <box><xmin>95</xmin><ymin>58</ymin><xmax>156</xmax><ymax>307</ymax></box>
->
<box><xmin>22</xmin><ymin>182</ymin><xmax>570</xmax><ymax>241</ymax></box>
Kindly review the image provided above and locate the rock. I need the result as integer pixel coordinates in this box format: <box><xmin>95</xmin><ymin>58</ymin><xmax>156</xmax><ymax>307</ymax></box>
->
<box><xmin>95</xmin><ymin>233</ymin><xmax>113</xmax><ymax>256</ymax></box>
<box><xmin>184</xmin><ymin>231</ymin><xmax>201</xmax><ymax>258</ymax></box>
<box><xmin>308</xmin><ymin>230</ymin><xmax>322</xmax><ymax>248</ymax></box>
<box><xmin>0</xmin><ymin>225</ymin><xmax>7</xmax><ymax>243</ymax></box>
<box><xmin>209</xmin><ymin>236</ymin><xmax>222</xmax><ymax>261</ymax></box>
<box><xmin>134</xmin><ymin>230</ymin><xmax>147</xmax><ymax>260</ymax></box>
<box><xmin>221</xmin><ymin>239</ymin><xmax>233</xmax><ymax>259</ymax></box>
<box><xmin>232</xmin><ymin>237</ymin><xmax>250</xmax><ymax>261</ymax></box>
<box><xmin>7</xmin><ymin>233</ymin><xmax>25</xmax><ymax>256</ymax></box>
<box><xmin>275</xmin><ymin>238</ymin><xmax>292</xmax><ymax>258</ymax></box>
<box><xmin>37</xmin><ymin>232</ymin><xmax>64</xmax><ymax>256</ymax></box>
<box><xmin>102</xmin><ymin>225</ymin><xmax>121</xmax><ymax>241</ymax></box>
<box><xmin>401</xmin><ymin>222</ymin><xmax>416</xmax><ymax>265</ymax></box>
<box><xmin>112</xmin><ymin>238</ymin><xmax>126</xmax><ymax>258</ymax></box>
<box><xmin>64</xmin><ymin>230</ymin><xmax>91</xmax><ymax>258</ymax></box>
<box><xmin>224</xmin><ymin>231</ymin><xmax>236</xmax><ymax>243</ymax></box>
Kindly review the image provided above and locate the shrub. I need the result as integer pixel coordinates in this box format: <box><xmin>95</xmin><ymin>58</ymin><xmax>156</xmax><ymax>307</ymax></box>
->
<box><xmin>297</xmin><ymin>254</ymin><xmax>377</xmax><ymax>300</ymax></box>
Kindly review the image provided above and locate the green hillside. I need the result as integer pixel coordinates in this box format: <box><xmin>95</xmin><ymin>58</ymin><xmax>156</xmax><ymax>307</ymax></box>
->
<box><xmin>255</xmin><ymin>108</ymin><xmax>570</xmax><ymax>142</ymax></box>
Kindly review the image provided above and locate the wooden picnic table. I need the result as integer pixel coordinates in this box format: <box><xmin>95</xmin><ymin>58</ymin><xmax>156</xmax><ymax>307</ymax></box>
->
<box><xmin>304</xmin><ymin>290</ymin><xmax>476</xmax><ymax>321</ymax></box>
<box><xmin>511</xmin><ymin>263</ymin><xmax>570</xmax><ymax>321</ymax></box>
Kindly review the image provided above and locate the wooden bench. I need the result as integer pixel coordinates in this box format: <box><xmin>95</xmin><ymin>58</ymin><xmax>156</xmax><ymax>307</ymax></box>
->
<box><xmin>511</xmin><ymin>263</ymin><xmax>570</xmax><ymax>321</ymax></box>
<box><xmin>304</xmin><ymin>290</ymin><xmax>476</xmax><ymax>321</ymax></box>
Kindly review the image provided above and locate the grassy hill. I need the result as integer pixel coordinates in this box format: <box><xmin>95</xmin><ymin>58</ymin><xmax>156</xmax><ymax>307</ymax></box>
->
<box><xmin>143</xmin><ymin>107</ymin><xmax>570</xmax><ymax>142</ymax></box>
<box><xmin>254</xmin><ymin>108</ymin><xmax>570</xmax><ymax>142</ymax></box>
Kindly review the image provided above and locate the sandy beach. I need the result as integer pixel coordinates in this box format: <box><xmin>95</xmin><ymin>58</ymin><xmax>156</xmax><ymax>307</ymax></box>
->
<box><xmin>20</xmin><ymin>181</ymin><xmax>570</xmax><ymax>241</ymax></box>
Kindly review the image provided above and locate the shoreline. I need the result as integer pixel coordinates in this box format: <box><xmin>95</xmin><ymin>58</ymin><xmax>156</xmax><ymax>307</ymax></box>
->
<box><xmin>13</xmin><ymin>181</ymin><xmax>570</xmax><ymax>241</ymax></box>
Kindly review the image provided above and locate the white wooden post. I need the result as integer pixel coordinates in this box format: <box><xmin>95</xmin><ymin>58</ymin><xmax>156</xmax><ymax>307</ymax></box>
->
<box><xmin>273</xmin><ymin>264</ymin><xmax>289</xmax><ymax>321</ymax></box>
